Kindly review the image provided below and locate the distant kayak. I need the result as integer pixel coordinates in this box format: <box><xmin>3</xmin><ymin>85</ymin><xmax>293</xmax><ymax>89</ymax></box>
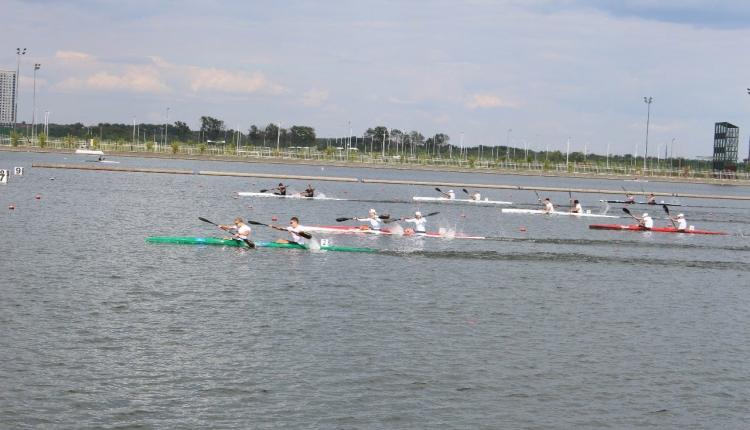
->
<box><xmin>146</xmin><ymin>236</ymin><xmax>377</xmax><ymax>252</ymax></box>
<box><xmin>85</xmin><ymin>160</ymin><xmax>120</xmax><ymax>164</ymax></box>
<box><xmin>600</xmin><ymin>199</ymin><xmax>682</xmax><ymax>207</ymax></box>
<box><xmin>501</xmin><ymin>208</ymin><xmax>619</xmax><ymax>218</ymax></box>
<box><xmin>412</xmin><ymin>196</ymin><xmax>512</xmax><ymax>206</ymax></box>
<box><xmin>75</xmin><ymin>149</ymin><xmax>104</xmax><ymax>155</ymax></box>
<box><xmin>588</xmin><ymin>224</ymin><xmax>727</xmax><ymax>235</ymax></box>
<box><xmin>236</xmin><ymin>192</ymin><xmax>345</xmax><ymax>201</ymax></box>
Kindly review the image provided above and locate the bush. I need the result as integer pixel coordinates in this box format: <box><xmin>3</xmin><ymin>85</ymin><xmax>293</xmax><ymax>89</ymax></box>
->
<box><xmin>38</xmin><ymin>133</ymin><xmax>47</xmax><ymax>148</ymax></box>
<box><xmin>171</xmin><ymin>142</ymin><xmax>179</xmax><ymax>154</ymax></box>
<box><xmin>10</xmin><ymin>131</ymin><xmax>19</xmax><ymax>147</ymax></box>
<box><xmin>199</xmin><ymin>143</ymin><xmax>206</xmax><ymax>154</ymax></box>
<box><xmin>146</xmin><ymin>142</ymin><xmax>154</xmax><ymax>152</ymax></box>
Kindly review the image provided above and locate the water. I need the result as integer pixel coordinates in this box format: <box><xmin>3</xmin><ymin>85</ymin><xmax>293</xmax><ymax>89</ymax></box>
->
<box><xmin>1</xmin><ymin>151</ymin><xmax>749</xmax><ymax>429</ymax></box>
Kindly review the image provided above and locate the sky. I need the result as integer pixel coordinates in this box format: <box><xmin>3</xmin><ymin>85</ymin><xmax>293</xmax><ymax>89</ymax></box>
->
<box><xmin>2</xmin><ymin>0</ymin><xmax>750</xmax><ymax>158</ymax></box>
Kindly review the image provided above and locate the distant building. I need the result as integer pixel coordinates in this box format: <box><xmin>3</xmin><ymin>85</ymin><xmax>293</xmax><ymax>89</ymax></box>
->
<box><xmin>0</xmin><ymin>70</ymin><xmax>16</xmax><ymax>126</ymax></box>
<box><xmin>713</xmin><ymin>122</ymin><xmax>738</xmax><ymax>171</ymax></box>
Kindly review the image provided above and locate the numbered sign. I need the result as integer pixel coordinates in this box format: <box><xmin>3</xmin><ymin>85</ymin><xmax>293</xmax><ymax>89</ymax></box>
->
<box><xmin>14</xmin><ymin>166</ymin><xmax>24</xmax><ymax>176</ymax></box>
<box><xmin>320</xmin><ymin>239</ymin><xmax>330</xmax><ymax>247</ymax></box>
<box><xmin>0</xmin><ymin>169</ymin><xmax>8</xmax><ymax>184</ymax></box>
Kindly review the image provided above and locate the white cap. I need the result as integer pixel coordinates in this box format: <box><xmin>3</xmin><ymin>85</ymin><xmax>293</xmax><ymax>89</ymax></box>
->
<box><xmin>448</xmin><ymin>189</ymin><xmax>454</xmax><ymax>193</ymax></box>
<box><xmin>677</xmin><ymin>213</ymin><xmax>684</xmax><ymax>218</ymax></box>
<box><xmin>415</xmin><ymin>211</ymin><xmax>422</xmax><ymax>217</ymax></box>
<box><xmin>642</xmin><ymin>213</ymin><xmax>648</xmax><ymax>217</ymax></box>
<box><xmin>369</xmin><ymin>208</ymin><xmax>377</xmax><ymax>214</ymax></box>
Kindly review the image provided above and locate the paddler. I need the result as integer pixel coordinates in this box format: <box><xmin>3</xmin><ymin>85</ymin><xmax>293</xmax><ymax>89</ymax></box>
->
<box><xmin>569</xmin><ymin>199</ymin><xmax>583</xmax><ymax>214</ymax></box>
<box><xmin>301</xmin><ymin>184</ymin><xmax>315</xmax><ymax>198</ymax></box>
<box><xmin>669</xmin><ymin>213</ymin><xmax>687</xmax><ymax>231</ymax></box>
<box><xmin>625</xmin><ymin>193</ymin><xmax>636</xmax><ymax>204</ymax></box>
<box><xmin>273</xmin><ymin>183</ymin><xmax>288</xmax><ymax>196</ymax></box>
<box><xmin>272</xmin><ymin>216</ymin><xmax>307</xmax><ymax>245</ymax></box>
<box><xmin>439</xmin><ymin>189</ymin><xmax>456</xmax><ymax>199</ymax></box>
<box><xmin>403</xmin><ymin>211</ymin><xmax>427</xmax><ymax>234</ymax></box>
<box><xmin>647</xmin><ymin>193</ymin><xmax>657</xmax><ymax>205</ymax></box>
<box><xmin>470</xmin><ymin>191</ymin><xmax>481</xmax><ymax>201</ymax></box>
<box><xmin>634</xmin><ymin>212</ymin><xmax>654</xmax><ymax>229</ymax></box>
<box><xmin>219</xmin><ymin>217</ymin><xmax>252</xmax><ymax>241</ymax></box>
<box><xmin>542</xmin><ymin>197</ymin><xmax>554</xmax><ymax>214</ymax></box>
<box><xmin>355</xmin><ymin>209</ymin><xmax>383</xmax><ymax>231</ymax></box>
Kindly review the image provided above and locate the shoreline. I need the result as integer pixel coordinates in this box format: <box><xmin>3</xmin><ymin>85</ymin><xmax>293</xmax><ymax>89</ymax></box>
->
<box><xmin>3</xmin><ymin>145</ymin><xmax>749</xmax><ymax>187</ymax></box>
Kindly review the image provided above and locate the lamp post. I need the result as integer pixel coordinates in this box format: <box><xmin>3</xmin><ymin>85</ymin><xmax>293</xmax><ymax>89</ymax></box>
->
<box><xmin>32</xmin><ymin>63</ymin><xmax>40</xmax><ymax>139</ymax></box>
<box><xmin>506</xmin><ymin>128</ymin><xmax>512</xmax><ymax>163</ymax></box>
<box><xmin>276</xmin><ymin>122</ymin><xmax>281</xmax><ymax>153</ymax></box>
<box><xmin>643</xmin><ymin>96</ymin><xmax>653</xmax><ymax>171</ymax></box>
<box><xmin>14</xmin><ymin>48</ymin><xmax>27</xmax><ymax>133</ymax></box>
<box><xmin>164</xmin><ymin>107</ymin><xmax>170</xmax><ymax>149</ymax></box>
<box><xmin>44</xmin><ymin>111</ymin><xmax>49</xmax><ymax>136</ymax></box>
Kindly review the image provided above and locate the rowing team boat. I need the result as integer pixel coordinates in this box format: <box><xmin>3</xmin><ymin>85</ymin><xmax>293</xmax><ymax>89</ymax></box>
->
<box><xmin>588</xmin><ymin>225</ymin><xmax>727</xmax><ymax>235</ymax></box>
<box><xmin>237</xmin><ymin>191</ymin><xmax>346</xmax><ymax>201</ymax></box>
<box><xmin>501</xmin><ymin>208</ymin><xmax>619</xmax><ymax>218</ymax></box>
<box><xmin>303</xmin><ymin>225</ymin><xmax>486</xmax><ymax>239</ymax></box>
<box><xmin>146</xmin><ymin>236</ymin><xmax>376</xmax><ymax>252</ymax></box>
<box><xmin>412</xmin><ymin>196</ymin><xmax>512</xmax><ymax>206</ymax></box>
<box><xmin>600</xmin><ymin>200</ymin><xmax>683</xmax><ymax>207</ymax></box>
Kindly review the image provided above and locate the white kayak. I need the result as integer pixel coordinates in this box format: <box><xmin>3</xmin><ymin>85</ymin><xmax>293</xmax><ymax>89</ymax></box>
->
<box><xmin>85</xmin><ymin>159</ymin><xmax>120</xmax><ymax>164</ymax></box>
<box><xmin>501</xmin><ymin>208</ymin><xmax>619</xmax><ymax>218</ymax></box>
<box><xmin>75</xmin><ymin>149</ymin><xmax>104</xmax><ymax>155</ymax></box>
<box><xmin>413</xmin><ymin>196</ymin><xmax>512</xmax><ymax>205</ymax></box>
<box><xmin>236</xmin><ymin>191</ymin><xmax>346</xmax><ymax>201</ymax></box>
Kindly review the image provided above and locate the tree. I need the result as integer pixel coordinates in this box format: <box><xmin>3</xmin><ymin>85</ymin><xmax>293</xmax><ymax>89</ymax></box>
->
<box><xmin>264</xmin><ymin>123</ymin><xmax>280</xmax><ymax>147</ymax></box>
<box><xmin>248</xmin><ymin>125</ymin><xmax>262</xmax><ymax>145</ymax></box>
<box><xmin>200</xmin><ymin>116</ymin><xmax>225</xmax><ymax>142</ymax></box>
<box><xmin>173</xmin><ymin>121</ymin><xmax>191</xmax><ymax>142</ymax></box>
<box><xmin>290</xmin><ymin>126</ymin><xmax>316</xmax><ymax>146</ymax></box>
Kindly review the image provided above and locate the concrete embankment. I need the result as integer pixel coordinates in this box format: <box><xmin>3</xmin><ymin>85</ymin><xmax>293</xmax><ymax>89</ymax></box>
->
<box><xmin>31</xmin><ymin>163</ymin><xmax>750</xmax><ymax>201</ymax></box>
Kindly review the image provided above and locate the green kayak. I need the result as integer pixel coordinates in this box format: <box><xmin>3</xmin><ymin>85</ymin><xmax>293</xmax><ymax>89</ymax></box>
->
<box><xmin>146</xmin><ymin>236</ymin><xmax>376</xmax><ymax>253</ymax></box>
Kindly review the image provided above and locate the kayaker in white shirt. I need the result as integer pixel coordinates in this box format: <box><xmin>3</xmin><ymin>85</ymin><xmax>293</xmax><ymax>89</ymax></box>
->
<box><xmin>635</xmin><ymin>212</ymin><xmax>654</xmax><ymax>229</ymax></box>
<box><xmin>669</xmin><ymin>213</ymin><xmax>687</xmax><ymax>231</ymax></box>
<box><xmin>355</xmin><ymin>209</ymin><xmax>383</xmax><ymax>231</ymax></box>
<box><xmin>569</xmin><ymin>199</ymin><xmax>583</xmax><ymax>214</ymax></box>
<box><xmin>542</xmin><ymin>198</ymin><xmax>554</xmax><ymax>214</ymax></box>
<box><xmin>403</xmin><ymin>211</ymin><xmax>427</xmax><ymax>234</ymax></box>
<box><xmin>273</xmin><ymin>216</ymin><xmax>307</xmax><ymax>245</ymax></box>
<box><xmin>219</xmin><ymin>217</ymin><xmax>252</xmax><ymax>240</ymax></box>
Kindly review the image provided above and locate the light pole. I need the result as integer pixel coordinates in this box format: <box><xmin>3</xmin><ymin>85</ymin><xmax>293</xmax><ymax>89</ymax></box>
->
<box><xmin>276</xmin><ymin>122</ymin><xmax>281</xmax><ymax>153</ymax></box>
<box><xmin>164</xmin><ymin>107</ymin><xmax>170</xmax><ymax>149</ymax></box>
<box><xmin>44</xmin><ymin>111</ymin><xmax>49</xmax><ymax>136</ymax></box>
<box><xmin>643</xmin><ymin>96</ymin><xmax>653</xmax><ymax>171</ymax></box>
<box><xmin>14</xmin><ymin>48</ymin><xmax>27</xmax><ymax>133</ymax></box>
<box><xmin>32</xmin><ymin>63</ymin><xmax>40</xmax><ymax>139</ymax></box>
<box><xmin>506</xmin><ymin>128</ymin><xmax>512</xmax><ymax>163</ymax></box>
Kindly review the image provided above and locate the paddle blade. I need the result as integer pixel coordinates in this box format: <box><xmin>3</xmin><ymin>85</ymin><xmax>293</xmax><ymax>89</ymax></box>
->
<box><xmin>248</xmin><ymin>220</ymin><xmax>269</xmax><ymax>227</ymax></box>
<box><xmin>335</xmin><ymin>217</ymin><xmax>352</xmax><ymax>222</ymax></box>
<box><xmin>259</xmin><ymin>189</ymin><xmax>268</xmax><ymax>193</ymax></box>
<box><xmin>463</xmin><ymin>188</ymin><xmax>469</xmax><ymax>194</ymax></box>
<box><xmin>424</xmin><ymin>211</ymin><xmax>440</xmax><ymax>217</ymax></box>
<box><xmin>435</xmin><ymin>187</ymin><xmax>442</xmax><ymax>193</ymax></box>
<box><xmin>298</xmin><ymin>231</ymin><xmax>312</xmax><ymax>239</ymax></box>
<box><xmin>242</xmin><ymin>239</ymin><xmax>255</xmax><ymax>249</ymax></box>
<box><xmin>622</xmin><ymin>207</ymin><xmax>631</xmax><ymax>215</ymax></box>
<box><xmin>662</xmin><ymin>204</ymin><xmax>670</xmax><ymax>215</ymax></box>
<box><xmin>379</xmin><ymin>214</ymin><xmax>391</xmax><ymax>219</ymax></box>
<box><xmin>198</xmin><ymin>217</ymin><xmax>217</xmax><ymax>226</ymax></box>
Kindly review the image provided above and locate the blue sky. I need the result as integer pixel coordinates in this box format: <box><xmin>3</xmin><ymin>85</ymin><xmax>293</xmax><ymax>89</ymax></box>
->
<box><xmin>3</xmin><ymin>0</ymin><xmax>750</xmax><ymax>157</ymax></box>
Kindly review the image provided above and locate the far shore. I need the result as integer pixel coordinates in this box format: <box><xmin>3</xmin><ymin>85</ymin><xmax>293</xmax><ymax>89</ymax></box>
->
<box><xmin>3</xmin><ymin>145</ymin><xmax>749</xmax><ymax>187</ymax></box>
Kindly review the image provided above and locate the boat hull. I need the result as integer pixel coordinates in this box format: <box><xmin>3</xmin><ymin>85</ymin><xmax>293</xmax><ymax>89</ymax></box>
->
<box><xmin>413</xmin><ymin>196</ymin><xmax>512</xmax><ymax>205</ymax></box>
<box><xmin>600</xmin><ymin>200</ymin><xmax>683</xmax><ymax>207</ymax></box>
<box><xmin>588</xmin><ymin>225</ymin><xmax>727</xmax><ymax>235</ymax></box>
<box><xmin>237</xmin><ymin>192</ymin><xmax>344</xmax><ymax>201</ymax></box>
<box><xmin>501</xmin><ymin>208</ymin><xmax>619</xmax><ymax>218</ymax></box>
<box><xmin>146</xmin><ymin>237</ymin><xmax>377</xmax><ymax>252</ymax></box>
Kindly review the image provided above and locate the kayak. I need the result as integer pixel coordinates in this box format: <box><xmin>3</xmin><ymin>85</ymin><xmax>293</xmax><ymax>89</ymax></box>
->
<box><xmin>588</xmin><ymin>225</ymin><xmax>727</xmax><ymax>235</ymax></box>
<box><xmin>501</xmin><ymin>208</ymin><xmax>619</xmax><ymax>218</ymax></box>
<box><xmin>600</xmin><ymin>200</ymin><xmax>683</xmax><ymax>207</ymax></box>
<box><xmin>146</xmin><ymin>236</ymin><xmax>377</xmax><ymax>252</ymax></box>
<box><xmin>75</xmin><ymin>149</ymin><xmax>104</xmax><ymax>155</ymax></box>
<box><xmin>237</xmin><ymin>192</ymin><xmax>345</xmax><ymax>201</ymax></box>
<box><xmin>303</xmin><ymin>225</ymin><xmax>486</xmax><ymax>240</ymax></box>
<box><xmin>413</xmin><ymin>196</ymin><xmax>512</xmax><ymax>205</ymax></box>
<box><xmin>85</xmin><ymin>160</ymin><xmax>120</xmax><ymax>164</ymax></box>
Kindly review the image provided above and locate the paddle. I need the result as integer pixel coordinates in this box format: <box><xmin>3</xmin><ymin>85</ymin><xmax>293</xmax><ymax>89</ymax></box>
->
<box><xmin>198</xmin><ymin>217</ymin><xmax>255</xmax><ymax>248</ymax></box>
<box><xmin>383</xmin><ymin>211</ymin><xmax>440</xmax><ymax>224</ymax></box>
<box><xmin>662</xmin><ymin>204</ymin><xmax>676</xmax><ymax>228</ymax></box>
<box><xmin>247</xmin><ymin>220</ymin><xmax>312</xmax><ymax>239</ymax></box>
<box><xmin>336</xmin><ymin>214</ymin><xmax>391</xmax><ymax>222</ymax></box>
<box><xmin>621</xmin><ymin>208</ymin><xmax>643</xmax><ymax>228</ymax></box>
<box><xmin>435</xmin><ymin>187</ymin><xmax>451</xmax><ymax>198</ymax></box>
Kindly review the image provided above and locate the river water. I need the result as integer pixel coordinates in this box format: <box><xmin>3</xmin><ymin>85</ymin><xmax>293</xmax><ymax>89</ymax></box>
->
<box><xmin>1</xmin><ymin>151</ymin><xmax>749</xmax><ymax>429</ymax></box>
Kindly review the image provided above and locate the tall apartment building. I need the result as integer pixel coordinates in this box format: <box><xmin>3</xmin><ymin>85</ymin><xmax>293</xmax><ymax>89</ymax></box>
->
<box><xmin>0</xmin><ymin>70</ymin><xmax>17</xmax><ymax>126</ymax></box>
<box><xmin>712</xmin><ymin>122</ymin><xmax>739</xmax><ymax>171</ymax></box>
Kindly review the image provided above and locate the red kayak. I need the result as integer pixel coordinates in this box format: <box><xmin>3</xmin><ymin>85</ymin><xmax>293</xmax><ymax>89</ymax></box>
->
<box><xmin>589</xmin><ymin>224</ymin><xmax>727</xmax><ymax>235</ymax></box>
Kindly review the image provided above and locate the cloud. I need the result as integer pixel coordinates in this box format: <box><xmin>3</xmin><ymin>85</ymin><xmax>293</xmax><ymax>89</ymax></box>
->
<box><xmin>301</xmin><ymin>88</ymin><xmax>329</xmax><ymax>107</ymax></box>
<box><xmin>185</xmin><ymin>66</ymin><xmax>286</xmax><ymax>95</ymax></box>
<box><xmin>54</xmin><ymin>50</ymin><xmax>94</xmax><ymax>62</ymax></box>
<box><xmin>57</xmin><ymin>66</ymin><xmax>169</xmax><ymax>93</ymax></box>
<box><xmin>465</xmin><ymin>93</ymin><xmax>519</xmax><ymax>109</ymax></box>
